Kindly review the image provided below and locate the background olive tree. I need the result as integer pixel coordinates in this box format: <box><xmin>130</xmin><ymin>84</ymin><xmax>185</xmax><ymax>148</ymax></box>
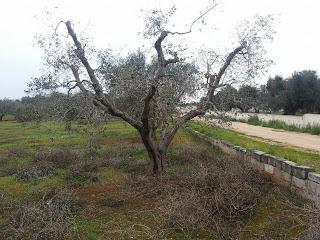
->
<box><xmin>209</xmin><ymin>69</ymin><xmax>320</xmax><ymax>114</ymax></box>
<box><xmin>30</xmin><ymin>4</ymin><xmax>275</xmax><ymax>173</ymax></box>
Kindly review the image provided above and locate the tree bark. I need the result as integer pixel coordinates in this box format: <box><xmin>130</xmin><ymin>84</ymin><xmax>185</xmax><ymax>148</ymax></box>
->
<box><xmin>139</xmin><ymin>130</ymin><xmax>163</xmax><ymax>174</ymax></box>
<box><xmin>0</xmin><ymin>114</ymin><xmax>3</xmax><ymax>121</ymax></box>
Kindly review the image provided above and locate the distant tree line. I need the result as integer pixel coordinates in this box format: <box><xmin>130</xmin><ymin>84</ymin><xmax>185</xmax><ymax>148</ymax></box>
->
<box><xmin>214</xmin><ymin>70</ymin><xmax>320</xmax><ymax>115</ymax></box>
<box><xmin>0</xmin><ymin>93</ymin><xmax>107</xmax><ymax>125</ymax></box>
<box><xmin>1</xmin><ymin>70</ymin><xmax>319</xmax><ymax>121</ymax></box>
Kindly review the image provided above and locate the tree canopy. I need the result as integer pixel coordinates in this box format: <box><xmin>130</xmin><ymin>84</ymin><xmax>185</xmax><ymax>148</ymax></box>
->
<box><xmin>27</xmin><ymin>4</ymin><xmax>275</xmax><ymax>173</ymax></box>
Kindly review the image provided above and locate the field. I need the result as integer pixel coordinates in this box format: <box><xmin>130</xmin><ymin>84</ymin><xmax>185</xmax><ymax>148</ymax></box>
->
<box><xmin>0</xmin><ymin>120</ymin><xmax>319</xmax><ymax>239</ymax></box>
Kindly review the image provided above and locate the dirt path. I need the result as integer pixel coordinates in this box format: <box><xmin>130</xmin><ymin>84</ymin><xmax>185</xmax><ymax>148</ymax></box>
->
<box><xmin>196</xmin><ymin>118</ymin><xmax>320</xmax><ymax>152</ymax></box>
<box><xmin>229</xmin><ymin>122</ymin><xmax>320</xmax><ymax>152</ymax></box>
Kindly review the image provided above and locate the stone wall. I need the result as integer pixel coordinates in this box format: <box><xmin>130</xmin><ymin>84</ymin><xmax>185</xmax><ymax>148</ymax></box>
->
<box><xmin>185</xmin><ymin>127</ymin><xmax>320</xmax><ymax>205</ymax></box>
<box><xmin>219</xmin><ymin>112</ymin><xmax>320</xmax><ymax>127</ymax></box>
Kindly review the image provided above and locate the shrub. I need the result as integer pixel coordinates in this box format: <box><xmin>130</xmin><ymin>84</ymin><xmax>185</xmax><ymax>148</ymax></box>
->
<box><xmin>98</xmin><ymin>196</ymin><xmax>125</xmax><ymax>208</ymax></box>
<box><xmin>301</xmin><ymin>223</ymin><xmax>320</xmax><ymax>240</ymax></box>
<box><xmin>128</xmin><ymin>144</ymin><xmax>268</xmax><ymax>238</ymax></box>
<box><xmin>0</xmin><ymin>187</ymin><xmax>79</xmax><ymax>240</ymax></box>
<box><xmin>305</xmin><ymin>124</ymin><xmax>320</xmax><ymax>135</ymax></box>
<box><xmin>247</xmin><ymin>115</ymin><xmax>260</xmax><ymax>125</ymax></box>
<box><xmin>15</xmin><ymin>161</ymin><xmax>56</xmax><ymax>181</ymax></box>
<box><xmin>34</xmin><ymin>149</ymin><xmax>80</xmax><ymax>169</ymax></box>
<box><xmin>156</xmin><ymin>156</ymin><xmax>266</xmax><ymax>238</ymax></box>
<box><xmin>0</xmin><ymin>190</ymin><xmax>16</xmax><ymax>212</ymax></box>
<box><xmin>65</xmin><ymin>160</ymin><xmax>100</xmax><ymax>183</ymax></box>
<box><xmin>245</xmin><ymin>116</ymin><xmax>320</xmax><ymax>135</ymax></box>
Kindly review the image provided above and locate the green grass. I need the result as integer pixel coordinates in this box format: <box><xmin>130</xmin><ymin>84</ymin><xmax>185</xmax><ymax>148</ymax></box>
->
<box><xmin>1</xmin><ymin>114</ymin><xmax>15</xmax><ymax>121</ymax></box>
<box><xmin>246</xmin><ymin>115</ymin><xmax>320</xmax><ymax>135</ymax></box>
<box><xmin>0</xmin><ymin>121</ymin><xmax>86</xmax><ymax>151</ymax></box>
<box><xmin>188</xmin><ymin>121</ymin><xmax>320</xmax><ymax>171</ymax></box>
<box><xmin>74</xmin><ymin>218</ymin><xmax>103</xmax><ymax>240</ymax></box>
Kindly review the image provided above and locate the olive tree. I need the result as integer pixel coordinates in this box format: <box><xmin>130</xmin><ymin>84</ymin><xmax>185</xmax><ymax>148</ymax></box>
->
<box><xmin>31</xmin><ymin>4</ymin><xmax>275</xmax><ymax>173</ymax></box>
<box><xmin>0</xmin><ymin>99</ymin><xmax>16</xmax><ymax>121</ymax></box>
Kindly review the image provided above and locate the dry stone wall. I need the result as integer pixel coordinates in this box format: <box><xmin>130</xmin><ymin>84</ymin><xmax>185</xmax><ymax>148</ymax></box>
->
<box><xmin>218</xmin><ymin>112</ymin><xmax>320</xmax><ymax>127</ymax></box>
<box><xmin>185</xmin><ymin>127</ymin><xmax>320</xmax><ymax>205</ymax></box>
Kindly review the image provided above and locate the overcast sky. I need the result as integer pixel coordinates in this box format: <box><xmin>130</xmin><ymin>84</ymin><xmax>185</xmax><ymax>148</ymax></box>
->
<box><xmin>0</xmin><ymin>0</ymin><xmax>319</xmax><ymax>99</ymax></box>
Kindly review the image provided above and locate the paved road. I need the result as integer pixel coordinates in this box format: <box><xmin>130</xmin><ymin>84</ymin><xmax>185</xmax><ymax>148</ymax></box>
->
<box><xmin>229</xmin><ymin>122</ymin><xmax>320</xmax><ymax>152</ymax></box>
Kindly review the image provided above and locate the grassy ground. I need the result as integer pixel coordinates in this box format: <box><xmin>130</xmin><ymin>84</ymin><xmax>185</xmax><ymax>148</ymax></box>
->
<box><xmin>0</xmin><ymin>120</ymin><xmax>319</xmax><ymax>239</ymax></box>
<box><xmin>188</xmin><ymin>121</ymin><xmax>320</xmax><ymax>172</ymax></box>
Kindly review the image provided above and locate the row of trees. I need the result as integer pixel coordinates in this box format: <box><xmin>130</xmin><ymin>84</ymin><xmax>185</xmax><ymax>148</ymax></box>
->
<box><xmin>214</xmin><ymin>70</ymin><xmax>320</xmax><ymax>114</ymax></box>
<box><xmin>3</xmin><ymin>69</ymin><xmax>316</xmax><ymax>125</ymax></box>
<box><xmin>0</xmin><ymin>93</ymin><xmax>106</xmax><ymax>127</ymax></box>
<box><xmin>0</xmin><ymin>97</ymin><xmax>44</xmax><ymax>122</ymax></box>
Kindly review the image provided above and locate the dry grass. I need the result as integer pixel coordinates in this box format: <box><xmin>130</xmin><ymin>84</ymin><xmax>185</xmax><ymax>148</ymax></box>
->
<box><xmin>15</xmin><ymin>161</ymin><xmax>56</xmax><ymax>181</ymax></box>
<box><xmin>126</xmin><ymin>143</ymin><xmax>319</xmax><ymax>239</ymax></box>
<box><xmin>33</xmin><ymin>148</ymin><xmax>81</xmax><ymax>169</ymax></box>
<box><xmin>301</xmin><ymin>223</ymin><xmax>320</xmax><ymax>240</ymax></box>
<box><xmin>0</xmin><ymin>187</ymin><xmax>79</xmax><ymax>240</ymax></box>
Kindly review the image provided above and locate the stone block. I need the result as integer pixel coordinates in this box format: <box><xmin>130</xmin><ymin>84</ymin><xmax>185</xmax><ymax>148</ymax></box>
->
<box><xmin>292</xmin><ymin>165</ymin><xmax>314</xmax><ymax>180</ymax></box>
<box><xmin>233</xmin><ymin>145</ymin><xmax>241</xmax><ymax>151</ymax></box>
<box><xmin>261</xmin><ymin>153</ymin><xmax>272</xmax><ymax>164</ymax></box>
<box><xmin>211</xmin><ymin>139</ymin><xmax>219</xmax><ymax>145</ymax></box>
<box><xmin>203</xmin><ymin>136</ymin><xmax>212</xmax><ymax>143</ymax></box>
<box><xmin>238</xmin><ymin>147</ymin><xmax>247</xmax><ymax>157</ymax></box>
<box><xmin>307</xmin><ymin>180</ymin><xmax>320</xmax><ymax>195</ymax></box>
<box><xmin>274</xmin><ymin>157</ymin><xmax>285</xmax><ymax>169</ymax></box>
<box><xmin>273</xmin><ymin>167</ymin><xmax>291</xmax><ymax>187</ymax></box>
<box><xmin>246</xmin><ymin>149</ymin><xmax>255</xmax><ymax>158</ymax></box>
<box><xmin>225</xmin><ymin>141</ymin><xmax>235</xmax><ymax>149</ymax></box>
<box><xmin>308</xmin><ymin>172</ymin><xmax>320</xmax><ymax>184</ymax></box>
<box><xmin>281</xmin><ymin>160</ymin><xmax>297</xmax><ymax>175</ymax></box>
<box><xmin>264</xmin><ymin>164</ymin><xmax>274</xmax><ymax>175</ymax></box>
<box><xmin>292</xmin><ymin>176</ymin><xmax>307</xmax><ymax>191</ymax></box>
<box><xmin>266</xmin><ymin>155</ymin><xmax>277</xmax><ymax>167</ymax></box>
<box><xmin>281</xmin><ymin>171</ymin><xmax>292</xmax><ymax>183</ymax></box>
<box><xmin>220</xmin><ymin>140</ymin><xmax>230</xmax><ymax>147</ymax></box>
<box><xmin>232</xmin><ymin>145</ymin><xmax>243</xmax><ymax>155</ymax></box>
<box><xmin>240</xmin><ymin>147</ymin><xmax>247</xmax><ymax>153</ymax></box>
<box><xmin>249</xmin><ymin>157</ymin><xmax>264</xmax><ymax>171</ymax></box>
<box><xmin>252</xmin><ymin>150</ymin><xmax>266</xmax><ymax>162</ymax></box>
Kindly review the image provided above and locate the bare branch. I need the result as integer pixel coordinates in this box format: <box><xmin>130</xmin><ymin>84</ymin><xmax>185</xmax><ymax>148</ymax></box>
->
<box><xmin>64</xmin><ymin>21</ymin><xmax>143</xmax><ymax>130</ymax></box>
<box><xmin>167</xmin><ymin>3</ymin><xmax>217</xmax><ymax>36</ymax></box>
<box><xmin>65</xmin><ymin>21</ymin><xmax>103</xmax><ymax>95</ymax></box>
<box><xmin>216</xmin><ymin>44</ymin><xmax>246</xmax><ymax>82</ymax></box>
<box><xmin>54</xmin><ymin>21</ymin><xmax>67</xmax><ymax>34</ymax></box>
